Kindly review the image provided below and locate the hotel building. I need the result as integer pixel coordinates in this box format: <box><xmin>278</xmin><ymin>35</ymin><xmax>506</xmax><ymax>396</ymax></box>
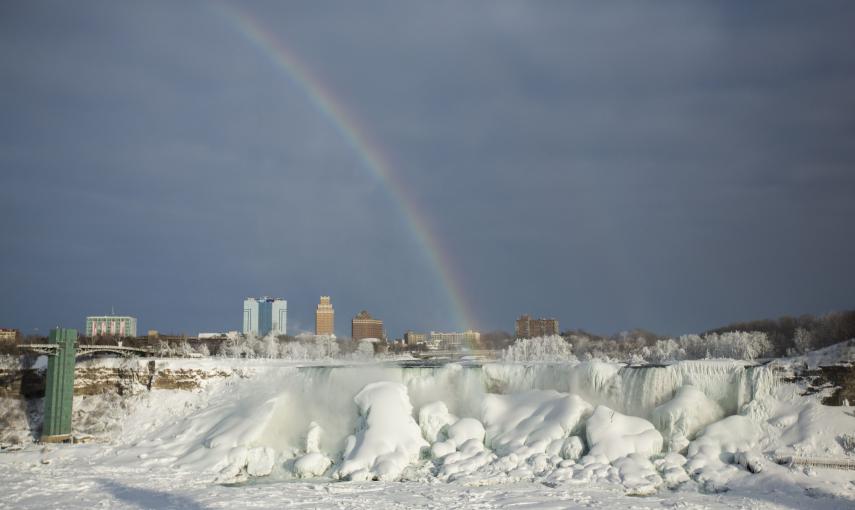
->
<box><xmin>352</xmin><ymin>310</ymin><xmax>385</xmax><ymax>341</ymax></box>
<box><xmin>427</xmin><ymin>330</ymin><xmax>481</xmax><ymax>350</ymax></box>
<box><xmin>514</xmin><ymin>315</ymin><xmax>560</xmax><ymax>338</ymax></box>
<box><xmin>243</xmin><ymin>297</ymin><xmax>287</xmax><ymax>336</ymax></box>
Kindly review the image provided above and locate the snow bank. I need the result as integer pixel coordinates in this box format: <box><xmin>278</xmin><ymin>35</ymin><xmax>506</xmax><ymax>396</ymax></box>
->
<box><xmin>585</xmin><ymin>406</ymin><xmax>663</xmax><ymax>463</ymax></box>
<box><xmin>334</xmin><ymin>382</ymin><xmax>427</xmax><ymax>481</ymax></box>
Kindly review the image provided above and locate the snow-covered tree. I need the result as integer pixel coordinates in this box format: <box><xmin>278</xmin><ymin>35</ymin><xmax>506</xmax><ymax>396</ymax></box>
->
<box><xmin>260</xmin><ymin>335</ymin><xmax>280</xmax><ymax>359</ymax></box>
<box><xmin>502</xmin><ymin>336</ymin><xmax>576</xmax><ymax>362</ymax></box>
<box><xmin>793</xmin><ymin>327</ymin><xmax>815</xmax><ymax>354</ymax></box>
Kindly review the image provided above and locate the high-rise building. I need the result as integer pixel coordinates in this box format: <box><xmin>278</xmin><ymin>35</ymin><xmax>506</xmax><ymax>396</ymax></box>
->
<box><xmin>0</xmin><ymin>328</ymin><xmax>19</xmax><ymax>342</ymax></box>
<box><xmin>515</xmin><ymin>315</ymin><xmax>560</xmax><ymax>338</ymax></box>
<box><xmin>352</xmin><ymin>310</ymin><xmax>384</xmax><ymax>341</ymax></box>
<box><xmin>315</xmin><ymin>296</ymin><xmax>335</xmax><ymax>336</ymax></box>
<box><xmin>86</xmin><ymin>316</ymin><xmax>137</xmax><ymax>337</ymax></box>
<box><xmin>243</xmin><ymin>297</ymin><xmax>287</xmax><ymax>336</ymax></box>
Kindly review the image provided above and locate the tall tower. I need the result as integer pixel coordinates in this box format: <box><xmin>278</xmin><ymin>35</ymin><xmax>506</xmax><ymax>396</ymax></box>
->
<box><xmin>315</xmin><ymin>296</ymin><xmax>335</xmax><ymax>336</ymax></box>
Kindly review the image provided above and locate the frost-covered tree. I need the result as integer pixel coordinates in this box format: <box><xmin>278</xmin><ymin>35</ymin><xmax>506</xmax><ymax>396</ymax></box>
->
<box><xmin>259</xmin><ymin>335</ymin><xmax>280</xmax><ymax>358</ymax></box>
<box><xmin>194</xmin><ymin>342</ymin><xmax>210</xmax><ymax>357</ymax></box>
<box><xmin>351</xmin><ymin>340</ymin><xmax>376</xmax><ymax>361</ymax></box>
<box><xmin>502</xmin><ymin>336</ymin><xmax>576</xmax><ymax>362</ymax></box>
<box><xmin>793</xmin><ymin>327</ymin><xmax>815</xmax><ymax>354</ymax></box>
<box><xmin>280</xmin><ymin>341</ymin><xmax>309</xmax><ymax>360</ymax></box>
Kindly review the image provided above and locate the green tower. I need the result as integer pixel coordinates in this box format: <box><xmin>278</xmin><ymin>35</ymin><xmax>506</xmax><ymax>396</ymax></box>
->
<box><xmin>42</xmin><ymin>328</ymin><xmax>77</xmax><ymax>442</ymax></box>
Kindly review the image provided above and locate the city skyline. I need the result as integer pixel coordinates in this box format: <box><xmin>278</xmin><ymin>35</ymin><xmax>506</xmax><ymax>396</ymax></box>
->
<box><xmin>2</xmin><ymin>2</ymin><xmax>854</xmax><ymax>338</ymax></box>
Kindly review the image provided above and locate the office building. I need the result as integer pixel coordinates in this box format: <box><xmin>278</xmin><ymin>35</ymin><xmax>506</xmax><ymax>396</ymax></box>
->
<box><xmin>352</xmin><ymin>310</ymin><xmax>384</xmax><ymax>341</ymax></box>
<box><xmin>515</xmin><ymin>315</ymin><xmax>560</xmax><ymax>338</ymax></box>
<box><xmin>0</xmin><ymin>328</ymin><xmax>18</xmax><ymax>342</ymax></box>
<box><xmin>86</xmin><ymin>316</ymin><xmax>138</xmax><ymax>337</ymax></box>
<box><xmin>243</xmin><ymin>297</ymin><xmax>287</xmax><ymax>336</ymax></box>
<box><xmin>315</xmin><ymin>296</ymin><xmax>335</xmax><ymax>336</ymax></box>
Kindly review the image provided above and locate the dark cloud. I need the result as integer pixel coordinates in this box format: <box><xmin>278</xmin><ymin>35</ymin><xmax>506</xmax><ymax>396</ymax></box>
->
<box><xmin>1</xmin><ymin>1</ymin><xmax>854</xmax><ymax>337</ymax></box>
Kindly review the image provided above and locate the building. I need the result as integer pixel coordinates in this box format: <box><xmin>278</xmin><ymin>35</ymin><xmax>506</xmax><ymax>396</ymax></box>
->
<box><xmin>86</xmin><ymin>316</ymin><xmax>138</xmax><ymax>337</ymax></box>
<box><xmin>404</xmin><ymin>330</ymin><xmax>426</xmax><ymax>346</ymax></box>
<box><xmin>315</xmin><ymin>296</ymin><xmax>335</xmax><ymax>336</ymax></box>
<box><xmin>352</xmin><ymin>310</ymin><xmax>385</xmax><ymax>341</ymax></box>
<box><xmin>0</xmin><ymin>328</ymin><xmax>18</xmax><ymax>342</ymax></box>
<box><xmin>515</xmin><ymin>315</ymin><xmax>560</xmax><ymax>338</ymax></box>
<box><xmin>243</xmin><ymin>297</ymin><xmax>287</xmax><ymax>337</ymax></box>
<box><xmin>427</xmin><ymin>330</ymin><xmax>481</xmax><ymax>350</ymax></box>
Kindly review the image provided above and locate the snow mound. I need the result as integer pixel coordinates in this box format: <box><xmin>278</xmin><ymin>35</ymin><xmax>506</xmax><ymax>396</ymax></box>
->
<box><xmin>585</xmin><ymin>406</ymin><xmax>663</xmax><ymax>462</ymax></box>
<box><xmin>334</xmin><ymin>382</ymin><xmax>428</xmax><ymax>481</ymax></box>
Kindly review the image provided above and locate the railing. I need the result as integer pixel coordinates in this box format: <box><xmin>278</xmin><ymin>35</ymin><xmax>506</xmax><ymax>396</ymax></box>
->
<box><xmin>19</xmin><ymin>344</ymin><xmax>154</xmax><ymax>357</ymax></box>
<box><xmin>777</xmin><ymin>456</ymin><xmax>855</xmax><ymax>471</ymax></box>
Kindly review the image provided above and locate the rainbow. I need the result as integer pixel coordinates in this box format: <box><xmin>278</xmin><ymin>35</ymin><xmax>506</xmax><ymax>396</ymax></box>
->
<box><xmin>212</xmin><ymin>2</ymin><xmax>476</xmax><ymax>332</ymax></box>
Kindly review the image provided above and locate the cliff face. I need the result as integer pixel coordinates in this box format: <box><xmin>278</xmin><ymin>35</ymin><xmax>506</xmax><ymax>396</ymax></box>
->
<box><xmin>0</xmin><ymin>359</ymin><xmax>241</xmax><ymax>445</ymax></box>
<box><xmin>0</xmin><ymin>360</ymin><xmax>236</xmax><ymax>399</ymax></box>
<box><xmin>786</xmin><ymin>363</ymin><xmax>855</xmax><ymax>405</ymax></box>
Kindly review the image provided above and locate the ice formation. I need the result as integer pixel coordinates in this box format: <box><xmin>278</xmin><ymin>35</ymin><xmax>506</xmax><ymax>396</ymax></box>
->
<box><xmin>650</xmin><ymin>385</ymin><xmax>725</xmax><ymax>452</ymax></box>
<box><xmin>334</xmin><ymin>382</ymin><xmax>427</xmax><ymax>481</ymax></box>
<box><xmin>482</xmin><ymin>391</ymin><xmax>592</xmax><ymax>456</ymax></box>
<box><xmin>88</xmin><ymin>357</ymin><xmax>851</xmax><ymax>497</ymax></box>
<box><xmin>585</xmin><ymin>406</ymin><xmax>663</xmax><ymax>462</ymax></box>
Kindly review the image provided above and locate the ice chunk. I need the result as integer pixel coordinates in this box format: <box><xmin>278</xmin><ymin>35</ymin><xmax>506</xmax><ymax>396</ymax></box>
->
<box><xmin>293</xmin><ymin>452</ymin><xmax>332</xmax><ymax>478</ymax></box>
<box><xmin>685</xmin><ymin>415</ymin><xmax>763</xmax><ymax>491</ymax></box>
<box><xmin>458</xmin><ymin>438</ymin><xmax>485</xmax><ymax>455</ymax></box>
<box><xmin>431</xmin><ymin>440</ymin><xmax>456</xmax><ymax>459</ymax></box>
<box><xmin>334</xmin><ymin>382</ymin><xmax>428</xmax><ymax>481</ymax></box>
<box><xmin>560</xmin><ymin>436</ymin><xmax>585</xmax><ymax>460</ymax></box>
<box><xmin>446</xmin><ymin>418</ymin><xmax>485</xmax><ymax>446</ymax></box>
<box><xmin>687</xmin><ymin>415</ymin><xmax>762</xmax><ymax>461</ymax></box>
<box><xmin>654</xmin><ymin>452</ymin><xmax>689</xmax><ymax>488</ymax></box>
<box><xmin>305</xmin><ymin>421</ymin><xmax>323</xmax><ymax>453</ymax></box>
<box><xmin>651</xmin><ymin>385</ymin><xmax>725</xmax><ymax>452</ymax></box>
<box><xmin>613</xmin><ymin>453</ymin><xmax>663</xmax><ymax>495</ymax></box>
<box><xmin>482</xmin><ymin>391</ymin><xmax>593</xmax><ymax>456</ymax></box>
<box><xmin>585</xmin><ymin>406</ymin><xmax>663</xmax><ymax>462</ymax></box>
<box><xmin>418</xmin><ymin>401</ymin><xmax>457</xmax><ymax>443</ymax></box>
<box><xmin>245</xmin><ymin>447</ymin><xmax>274</xmax><ymax>477</ymax></box>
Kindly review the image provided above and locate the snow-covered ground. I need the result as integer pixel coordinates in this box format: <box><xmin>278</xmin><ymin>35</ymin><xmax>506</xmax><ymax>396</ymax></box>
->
<box><xmin>1</xmin><ymin>358</ymin><xmax>854</xmax><ymax>509</ymax></box>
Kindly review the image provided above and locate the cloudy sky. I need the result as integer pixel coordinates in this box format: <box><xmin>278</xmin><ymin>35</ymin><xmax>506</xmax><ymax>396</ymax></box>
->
<box><xmin>2</xmin><ymin>1</ymin><xmax>854</xmax><ymax>338</ymax></box>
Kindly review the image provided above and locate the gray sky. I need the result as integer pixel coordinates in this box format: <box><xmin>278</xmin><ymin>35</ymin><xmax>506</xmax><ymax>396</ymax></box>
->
<box><xmin>2</xmin><ymin>1</ymin><xmax>854</xmax><ymax>338</ymax></box>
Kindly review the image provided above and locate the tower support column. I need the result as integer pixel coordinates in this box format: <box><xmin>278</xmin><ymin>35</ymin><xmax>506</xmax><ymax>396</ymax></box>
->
<box><xmin>42</xmin><ymin>328</ymin><xmax>77</xmax><ymax>442</ymax></box>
